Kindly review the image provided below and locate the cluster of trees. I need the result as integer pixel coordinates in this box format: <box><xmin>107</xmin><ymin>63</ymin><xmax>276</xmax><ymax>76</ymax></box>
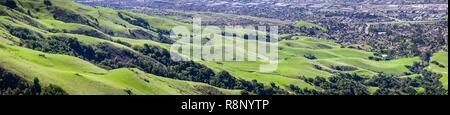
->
<box><xmin>368</xmin><ymin>53</ymin><xmax>447</xmax><ymax>95</ymax></box>
<box><xmin>299</xmin><ymin>73</ymin><xmax>371</xmax><ymax>95</ymax></box>
<box><xmin>51</xmin><ymin>8</ymin><xmax>99</xmax><ymax>29</ymax></box>
<box><xmin>289</xmin><ymin>85</ymin><xmax>322</xmax><ymax>95</ymax></box>
<box><xmin>1</xmin><ymin>0</ymin><xmax>28</xmax><ymax>13</ymax></box>
<box><xmin>314</xmin><ymin>64</ymin><xmax>359</xmax><ymax>73</ymax></box>
<box><xmin>303</xmin><ymin>54</ymin><xmax>317</xmax><ymax>60</ymax></box>
<box><xmin>0</xmin><ymin>67</ymin><xmax>67</xmax><ymax>95</ymax></box>
<box><xmin>313</xmin><ymin>65</ymin><xmax>338</xmax><ymax>74</ymax></box>
<box><xmin>112</xmin><ymin>39</ymin><xmax>132</xmax><ymax>47</ymax></box>
<box><xmin>21</xmin><ymin>35</ymin><xmax>100</xmax><ymax>61</ymax></box>
<box><xmin>368</xmin><ymin>53</ymin><xmax>396</xmax><ymax>61</ymax></box>
<box><xmin>212</xmin><ymin>71</ymin><xmax>289</xmax><ymax>95</ymax></box>
<box><xmin>43</xmin><ymin>0</ymin><xmax>52</xmax><ymax>6</ymax></box>
<box><xmin>133</xmin><ymin>44</ymin><xmax>289</xmax><ymax>95</ymax></box>
<box><xmin>292</xmin><ymin>66</ymin><xmax>447</xmax><ymax>95</ymax></box>
<box><xmin>330</xmin><ymin>65</ymin><xmax>358</xmax><ymax>71</ymax></box>
<box><xmin>369</xmin><ymin>56</ymin><xmax>385</xmax><ymax>61</ymax></box>
<box><xmin>296</xmin><ymin>52</ymin><xmax>448</xmax><ymax>95</ymax></box>
<box><xmin>431</xmin><ymin>61</ymin><xmax>446</xmax><ymax>68</ymax></box>
<box><xmin>118</xmin><ymin>12</ymin><xmax>150</xmax><ymax>30</ymax></box>
<box><xmin>404</xmin><ymin>61</ymin><xmax>448</xmax><ymax>95</ymax></box>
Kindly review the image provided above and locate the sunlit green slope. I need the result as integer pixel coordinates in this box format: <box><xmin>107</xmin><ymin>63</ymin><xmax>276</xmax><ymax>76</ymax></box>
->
<box><xmin>0</xmin><ymin>42</ymin><xmax>240</xmax><ymax>95</ymax></box>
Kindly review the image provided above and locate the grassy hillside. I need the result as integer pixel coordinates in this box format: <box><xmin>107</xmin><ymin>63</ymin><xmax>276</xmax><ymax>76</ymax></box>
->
<box><xmin>0</xmin><ymin>42</ymin><xmax>240</xmax><ymax>95</ymax></box>
<box><xmin>1</xmin><ymin>0</ymin><xmax>190</xmax><ymax>42</ymax></box>
<box><xmin>429</xmin><ymin>52</ymin><xmax>448</xmax><ymax>89</ymax></box>
<box><xmin>0</xmin><ymin>0</ymin><xmax>446</xmax><ymax>95</ymax></box>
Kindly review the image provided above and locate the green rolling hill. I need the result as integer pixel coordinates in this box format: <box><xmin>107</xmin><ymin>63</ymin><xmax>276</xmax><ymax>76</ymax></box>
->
<box><xmin>0</xmin><ymin>42</ymin><xmax>240</xmax><ymax>95</ymax></box>
<box><xmin>0</xmin><ymin>0</ymin><xmax>447</xmax><ymax>95</ymax></box>
<box><xmin>0</xmin><ymin>0</ymin><xmax>241</xmax><ymax>95</ymax></box>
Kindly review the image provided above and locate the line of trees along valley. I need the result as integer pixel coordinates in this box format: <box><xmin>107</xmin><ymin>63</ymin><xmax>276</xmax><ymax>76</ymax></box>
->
<box><xmin>290</xmin><ymin>61</ymin><xmax>448</xmax><ymax>95</ymax></box>
<box><xmin>6</xmin><ymin>22</ymin><xmax>288</xmax><ymax>95</ymax></box>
